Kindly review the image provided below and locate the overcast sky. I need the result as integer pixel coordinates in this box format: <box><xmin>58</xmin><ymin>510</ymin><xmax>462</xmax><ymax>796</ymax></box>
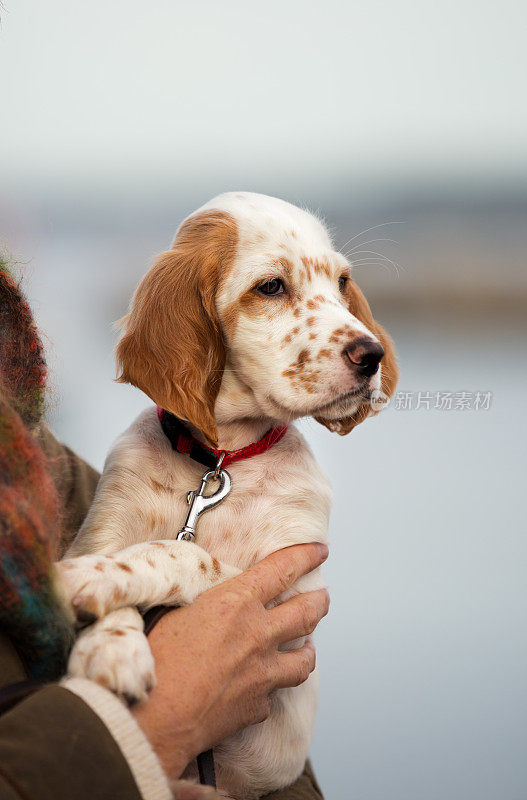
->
<box><xmin>1</xmin><ymin>0</ymin><xmax>526</xmax><ymax>195</ymax></box>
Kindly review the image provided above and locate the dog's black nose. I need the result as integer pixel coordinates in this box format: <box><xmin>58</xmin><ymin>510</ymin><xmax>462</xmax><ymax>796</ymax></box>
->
<box><xmin>344</xmin><ymin>337</ymin><xmax>385</xmax><ymax>377</ymax></box>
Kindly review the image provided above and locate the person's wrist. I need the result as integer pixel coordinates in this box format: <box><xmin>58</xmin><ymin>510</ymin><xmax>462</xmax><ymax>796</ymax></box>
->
<box><xmin>132</xmin><ymin>609</ymin><xmax>202</xmax><ymax>781</ymax></box>
<box><xmin>132</xmin><ymin>698</ymin><xmax>193</xmax><ymax>782</ymax></box>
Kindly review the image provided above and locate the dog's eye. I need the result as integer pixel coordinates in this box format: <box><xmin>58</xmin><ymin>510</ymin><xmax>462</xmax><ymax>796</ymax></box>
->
<box><xmin>257</xmin><ymin>278</ymin><xmax>285</xmax><ymax>296</ymax></box>
<box><xmin>338</xmin><ymin>275</ymin><xmax>349</xmax><ymax>293</ymax></box>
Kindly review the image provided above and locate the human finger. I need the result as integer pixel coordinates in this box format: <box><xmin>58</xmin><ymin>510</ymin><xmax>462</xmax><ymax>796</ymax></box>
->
<box><xmin>268</xmin><ymin>588</ymin><xmax>329</xmax><ymax>644</ymax></box>
<box><xmin>237</xmin><ymin>543</ymin><xmax>329</xmax><ymax>605</ymax></box>
<box><xmin>273</xmin><ymin>640</ymin><xmax>317</xmax><ymax>689</ymax></box>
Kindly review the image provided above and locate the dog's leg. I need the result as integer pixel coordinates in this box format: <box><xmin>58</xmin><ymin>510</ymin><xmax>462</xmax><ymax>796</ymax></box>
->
<box><xmin>67</xmin><ymin>606</ymin><xmax>156</xmax><ymax>703</ymax></box>
<box><xmin>62</xmin><ymin>542</ymin><xmax>240</xmax><ymax>702</ymax></box>
<box><xmin>56</xmin><ymin>539</ymin><xmax>240</xmax><ymax>622</ymax></box>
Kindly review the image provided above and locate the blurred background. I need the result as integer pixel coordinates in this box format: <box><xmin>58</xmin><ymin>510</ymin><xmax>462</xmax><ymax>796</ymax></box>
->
<box><xmin>1</xmin><ymin>1</ymin><xmax>526</xmax><ymax>797</ymax></box>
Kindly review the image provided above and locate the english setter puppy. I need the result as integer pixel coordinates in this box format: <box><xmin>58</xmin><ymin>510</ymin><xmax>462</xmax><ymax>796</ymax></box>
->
<box><xmin>57</xmin><ymin>192</ymin><xmax>398</xmax><ymax>798</ymax></box>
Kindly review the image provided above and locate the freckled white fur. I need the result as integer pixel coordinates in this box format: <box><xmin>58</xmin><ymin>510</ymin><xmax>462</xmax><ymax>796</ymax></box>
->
<box><xmin>58</xmin><ymin>192</ymin><xmax>384</xmax><ymax>799</ymax></box>
<box><xmin>60</xmin><ymin>415</ymin><xmax>330</xmax><ymax>799</ymax></box>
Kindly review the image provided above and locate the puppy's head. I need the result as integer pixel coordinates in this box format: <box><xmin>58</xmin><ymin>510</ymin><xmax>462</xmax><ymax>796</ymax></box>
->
<box><xmin>116</xmin><ymin>193</ymin><xmax>398</xmax><ymax>446</ymax></box>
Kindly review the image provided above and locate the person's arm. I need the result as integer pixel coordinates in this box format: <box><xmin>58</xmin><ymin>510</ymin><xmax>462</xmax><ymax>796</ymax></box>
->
<box><xmin>37</xmin><ymin>425</ymin><xmax>100</xmax><ymax>559</ymax></box>
<box><xmin>0</xmin><ymin>632</ymin><xmax>170</xmax><ymax>800</ymax></box>
<box><xmin>0</xmin><ymin>544</ymin><xmax>328</xmax><ymax>800</ymax></box>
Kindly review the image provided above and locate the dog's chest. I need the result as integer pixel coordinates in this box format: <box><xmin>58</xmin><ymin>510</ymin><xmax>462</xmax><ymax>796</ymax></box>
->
<box><xmin>150</xmin><ymin>437</ymin><xmax>331</xmax><ymax>572</ymax></box>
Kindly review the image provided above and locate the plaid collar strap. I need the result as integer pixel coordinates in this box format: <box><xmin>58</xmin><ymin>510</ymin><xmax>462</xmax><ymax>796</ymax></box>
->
<box><xmin>157</xmin><ymin>407</ymin><xmax>288</xmax><ymax>470</ymax></box>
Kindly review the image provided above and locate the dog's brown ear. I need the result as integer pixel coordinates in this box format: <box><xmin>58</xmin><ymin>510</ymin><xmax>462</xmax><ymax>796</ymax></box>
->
<box><xmin>116</xmin><ymin>210</ymin><xmax>237</xmax><ymax>448</ymax></box>
<box><xmin>316</xmin><ymin>278</ymin><xmax>398</xmax><ymax>436</ymax></box>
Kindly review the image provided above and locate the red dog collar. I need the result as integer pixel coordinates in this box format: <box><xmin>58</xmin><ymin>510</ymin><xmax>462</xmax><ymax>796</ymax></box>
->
<box><xmin>157</xmin><ymin>407</ymin><xmax>288</xmax><ymax>470</ymax></box>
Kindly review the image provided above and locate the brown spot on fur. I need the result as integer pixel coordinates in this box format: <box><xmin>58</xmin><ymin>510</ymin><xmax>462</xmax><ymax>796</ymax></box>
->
<box><xmin>293</xmin><ymin>306</ymin><xmax>301</xmax><ymax>318</ymax></box>
<box><xmin>306</xmin><ymin>316</ymin><xmax>315</xmax><ymax>326</ymax></box>
<box><xmin>112</xmin><ymin>586</ymin><xmax>127</xmax><ymax>604</ymax></box>
<box><xmin>221</xmin><ymin>300</ymin><xmax>240</xmax><ymax>339</ymax></box>
<box><xmin>211</xmin><ymin>556</ymin><xmax>221</xmax><ymax>578</ymax></box>
<box><xmin>116</xmin><ymin>562</ymin><xmax>132</xmax><ymax>573</ymax></box>
<box><xmin>169</xmin><ymin>553</ymin><xmax>178</xmax><ymax>560</ymax></box>
<box><xmin>312</xmin><ymin>259</ymin><xmax>333</xmax><ymax>279</ymax></box>
<box><xmin>96</xmin><ymin>673</ymin><xmax>111</xmax><ymax>689</ymax></box>
<box><xmin>150</xmin><ymin>478</ymin><xmax>169</xmax><ymax>493</ymax></box>
<box><xmin>111</xmin><ymin>629</ymin><xmax>126</xmax><ymax>636</ymax></box>
<box><xmin>94</xmin><ymin>563</ymin><xmax>105</xmax><ymax>572</ymax></box>
<box><xmin>297</xmin><ymin>349</ymin><xmax>310</xmax><ymax>366</ymax></box>
<box><xmin>290</xmin><ymin>229</ymin><xmax>297</xmax><ymax>238</ymax></box>
<box><xmin>309</xmin><ymin>332</ymin><xmax>317</xmax><ymax>340</ymax></box>
<box><xmin>291</xmin><ymin>326</ymin><xmax>300</xmax><ymax>336</ymax></box>
<box><xmin>149</xmin><ymin>511</ymin><xmax>159</xmax><ymax>531</ymax></box>
<box><xmin>199</xmin><ymin>561</ymin><xmax>207</xmax><ymax>573</ymax></box>
<box><xmin>281</xmin><ymin>333</ymin><xmax>293</xmax><ymax>345</ymax></box>
<box><xmin>298</xmin><ymin>370</ymin><xmax>320</xmax><ymax>386</ymax></box>
<box><xmin>306</xmin><ymin>299</ymin><xmax>318</xmax><ymax>310</ymax></box>
<box><xmin>146</xmin><ymin>556</ymin><xmax>155</xmax><ymax>568</ymax></box>
<box><xmin>282</xmin><ymin>348</ymin><xmax>311</xmax><ymax>380</ymax></box>
<box><xmin>301</xmin><ymin>257</ymin><xmax>313</xmax><ymax>282</ymax></box>
<box><xmin>151</xmin><ymin>541</ymin><xmax>166</xmax><ymax>547</ymax></box>
<box><xmin>314</xmin><ymin>294</ymin><xmax>326</xmax><ymax>302</ymax></box>
<box><xmin>318</xmin><ymin>348</ymin><xmax>332</xmax><ymax>359</ymax></box>
<box><xmin>328</xmin><ymin>326</ymin><xmax>351</xmax><ymax>343</ymax></box>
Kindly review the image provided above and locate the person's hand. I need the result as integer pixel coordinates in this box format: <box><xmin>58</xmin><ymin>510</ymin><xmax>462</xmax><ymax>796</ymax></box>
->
<box><xmin>132</xmin><ymin>542</ymin><xmax>329</xmax><ymax>781</ymax></box>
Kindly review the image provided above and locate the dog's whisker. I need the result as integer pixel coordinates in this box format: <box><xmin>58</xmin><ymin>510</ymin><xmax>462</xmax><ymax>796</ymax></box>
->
<box><xmin>350</xmin><ymin>260</ymin><xmax>400</xmax><ymax>277</ymax></box>
<box><xmin>348</xmin><ymin>237</ymin><xmax>399</xmax><ymax>253</ymax></box>
<box><xmin>339</xmin><ymin>221</ymin><xmax>405</xmax><ymax>253</ymax></box>
<box><xmin>350</xmin><ymin>251</ymin><xmax>402</xmax><ymax>278</ymax></box>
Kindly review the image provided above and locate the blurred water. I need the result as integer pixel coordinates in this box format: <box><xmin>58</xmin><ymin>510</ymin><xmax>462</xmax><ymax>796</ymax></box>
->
<box><xmin>308</xmin><ymin>310</ymin><xmax>527</xmax><ymax>800</ymax></box>
<box><xmin>18</xmin><ymin>244</ymin><xmax>527</xmax><ymax>800</ymax></box>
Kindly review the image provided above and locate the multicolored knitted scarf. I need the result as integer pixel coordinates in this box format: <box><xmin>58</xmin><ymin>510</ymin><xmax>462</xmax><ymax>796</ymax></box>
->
<box><xmin>0</xmin><ymin>260</ymin><xmax>72</xmax><ymax>679</ymax></box>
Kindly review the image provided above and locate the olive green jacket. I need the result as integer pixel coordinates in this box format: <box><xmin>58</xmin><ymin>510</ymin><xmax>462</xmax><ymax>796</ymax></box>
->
<box><xmin>0</xmin><ymin>429</ymin><xmax>323</xmax><ymax>800</ymax></box>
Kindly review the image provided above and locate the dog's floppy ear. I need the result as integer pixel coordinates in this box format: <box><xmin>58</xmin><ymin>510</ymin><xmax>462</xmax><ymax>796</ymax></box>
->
<box><xmin>316</xmin><ymin>278</ymin><xmax>398</xmax><ymax>436</ymax></box>
<box><xmin>116</xmin><ymin>210</ymin><xmax>237</xmax><ymax>448</ymax></box>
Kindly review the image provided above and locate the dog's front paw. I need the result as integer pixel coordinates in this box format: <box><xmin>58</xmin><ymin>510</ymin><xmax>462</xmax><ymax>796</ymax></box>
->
<box><xmin>67</xmin><ymin>608</ymin><xmax>155</xmax><ymax>704</ymax></box>
<box><xmin>55</xmin><ymin>555</ymin><xmax>135</xmax><ymax>623</ymax></box>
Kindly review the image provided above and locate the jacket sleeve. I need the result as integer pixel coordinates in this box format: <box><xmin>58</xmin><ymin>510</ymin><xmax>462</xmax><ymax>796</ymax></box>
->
<box><xmin>0</xmin><ymin>683</ymin><xmax>147</xmax><ymax>800</ymax></box>
<box><xmin>37</xmin><ymin>425</ymin><xmax>101</xmax><ymax>558</ymax></box>
<box><xmin>0</xmin><ymin>634</ymin><xmax>171</xmax><ymax>800</ymax></box>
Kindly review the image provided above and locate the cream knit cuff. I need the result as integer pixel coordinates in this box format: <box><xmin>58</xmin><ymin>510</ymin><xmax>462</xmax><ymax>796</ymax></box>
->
<box><xmin>61</xmin><ymin>677</ymin><xmax>172</xmax><ymax>800</ymax></box>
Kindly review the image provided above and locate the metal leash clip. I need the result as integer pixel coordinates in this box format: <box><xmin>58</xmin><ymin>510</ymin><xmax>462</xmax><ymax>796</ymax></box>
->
<box><xmin>176</xmin><ymin>454</ymin><xmax>231</xmax><ymax>542</ymax></box>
